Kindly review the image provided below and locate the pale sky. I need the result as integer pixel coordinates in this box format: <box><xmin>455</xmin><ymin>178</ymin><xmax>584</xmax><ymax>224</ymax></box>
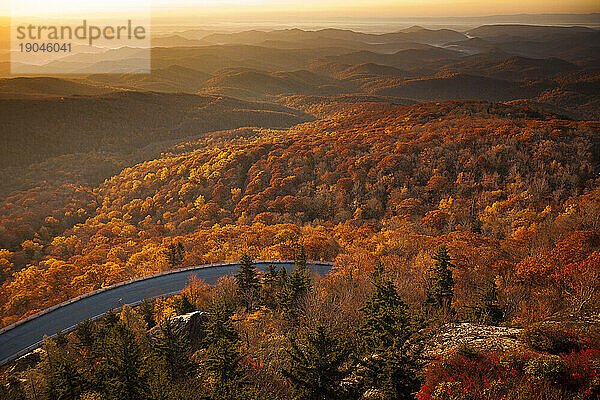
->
<box><xmin>3</xmin><ymin>0</ymin><xmax>600</xmax><ymax>18</ymax></box>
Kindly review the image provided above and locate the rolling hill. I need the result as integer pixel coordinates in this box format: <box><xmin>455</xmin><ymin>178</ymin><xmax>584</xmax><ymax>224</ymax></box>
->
<box><xmin>319</xmin><ymin>47</ymin><xmax>463</xmax><ymax>71</ymax></box>
<box><xmin>0</xmin><ymin>77</ymin><xmax>115</xmax><ymax>98</ymax></box>
<box><xmin>337</xmin><ymin>63</ymin><xmax>408</xmax><ymax>79</ymax></box>
<box><xmin>438</xmin><ymin>54</ymin><xmax>580</xmax><ymax>81</ymax></box>
<box><xmin>466</xmin><ymin>24</ymin><xmax>595</xmax><ymax>40</ymax></box>
<box><xmin>200</xmin><ymin>68</ymin><xmax>351</xmax><ymax>100</ymax></box>
<box><xmin>372</xmin><ymin>73</ymin><xmax>539</xmax><ymax>102</ymax></box>
<box><xmin>0</xmin><ymin>91</ymin><xmax>314</xmax><ymax>169</ymax></box>
<box><xmin>85</xmin><ymin>65</ymin><xmax>213</xmax><ymax>92</ymax></box>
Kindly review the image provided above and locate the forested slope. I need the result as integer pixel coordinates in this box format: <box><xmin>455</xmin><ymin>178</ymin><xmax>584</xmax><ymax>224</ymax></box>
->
<box><xmin>1</xmin><ymin>99</ymin><xmax>599</xmax><ymax>328</ymax></box>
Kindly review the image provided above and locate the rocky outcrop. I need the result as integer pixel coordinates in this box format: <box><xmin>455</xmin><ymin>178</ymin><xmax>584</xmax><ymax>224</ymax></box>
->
<box><xmin>6</xmin><ymin>348</ymin><xmax>45</xmax><ymax>375</ymax></box>
<box><xmin>422</xmin><ymin>323</ymin><xmax>524</xmax><ymax>359</ymax></box>
<box><xmin>149</xmin><ymin>311</ymin><xmax>209</xmax><ymax>342</ymax></box>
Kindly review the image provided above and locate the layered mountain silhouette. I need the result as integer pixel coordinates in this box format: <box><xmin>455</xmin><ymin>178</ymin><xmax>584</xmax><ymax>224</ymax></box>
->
<box><xmin>2</xmin><ymin>23</ymin><xmax>599</xmax><ymax>176</ymax></box>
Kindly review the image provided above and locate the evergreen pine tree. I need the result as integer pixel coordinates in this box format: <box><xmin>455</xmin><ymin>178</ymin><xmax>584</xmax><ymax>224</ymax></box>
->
<box><xmin>282</xmin><ymin>325</ymin><xmax>353</xmax><ymax>400</ymax></box>
<box><xmin>103</xmin><ymin>310</ymin><xmax>120</xmax><ymax>328</ymax></box>
<box><xmin>48</xmin><ymin>356</ymin><xmax>84</xmax><ymax>400</ymax></box>
<box><xmin>358</xmin><ymin>268</ymin><xmax>420</xmax><ymax>399</ymax></box>
<box><xmin>74</xmin><ymin>319</ymin><xmax>96</xmax><ymax>351</ymax></box>
<box><xmin>204</xmin><ymin>301</ymin><xmax>246</xmax><ymax>399</ymax></box>
<box><xmin>0</xmin><ymin>375</ymin><xmax>26</xmax><ymax>400</ymax></box>
<box><xmin>139</xmin><ymin>299</ymin><xmax>157</xmax><ymax>329</ymax></box>
<box><xmin>265</xmin><ymin>264</ymin><xmax>279</xmax><ymax>285</ymax></box>
<box><xmin>73</xmin><ymin>318</ymin><xmax>104</xmax><ymax>388</ymax></box>
<box><xmin>236</xmin><ymin>253</ymin><xmax>260</xmax><ymax>311</ymax></box>
<box><xmin>153</xmin><ymin>318</ymin><xmax>195</xmax><ymax>380</ymax></box>
<box><xmin>277</xmin><ymin>264</ymin><xmax>311</xmax><ymax>321</ymax></box>
<box><xmin>360</xmin><ymin>279</ymin><xmax>410</xmax><ymax>350</ymax></box>
<box><xmin>278</xmin><ymin>264</ymin><xmax>289</xmax><ymax>289</ymax></box>
<box><xmin>292</xmin><ymin>263</ymin><xmax>311</xmax><ymax>294</ymax></box>
<box><xmin>54</xmin><ymin>329</ymin><xmax>69</xmax><ymax>349</ymax></box>
<box><xmin>44</xmin><ymin>329</ymin><xmax>86</xmax><ymax>400</ymax></box>
<box><xmin>261</xmin><ymin>264</ymin><xmax>279</xmax><ymax>308</ymax></box>
<box><xmin>295</xmin><ymin>245</ymin><xmax>307</xmax><ymax>271</ymax></box>
<box><xmin>101</xmin><ymin>322</ymin><xmax>149</xmax><ymax>400</ymax></box>
<box><xmin>294</xmin><ymin>246</ymin><xmax>311</xmax><ymax>290</ymax></box>
<box><xmin>173</xmin><ymin>293</ymin><xmax>196</xmax><ymax>315</ymax></box>
<box><xmin>425</xmin><ymin>246</ymin><xmax>455</xmax><ymax>315</ymax></box>
<box><xmin>236</xmin><ymin>253</ymin><xmax>260</xmax><ymax>291</ymax></box>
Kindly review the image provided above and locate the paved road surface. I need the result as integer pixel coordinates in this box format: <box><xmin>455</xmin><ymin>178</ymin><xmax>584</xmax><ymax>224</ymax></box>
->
<box><xmin>0</xmin><ymin>260</ymin><xmax>334</xmax><ymax>366</ymax></box>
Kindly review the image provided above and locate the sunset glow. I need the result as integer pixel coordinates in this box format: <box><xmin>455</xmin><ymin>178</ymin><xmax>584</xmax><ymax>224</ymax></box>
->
<box><xmin>4</xmin><ymin>0</ymin><xmax>600</xmax><ymax>18</ymax></box>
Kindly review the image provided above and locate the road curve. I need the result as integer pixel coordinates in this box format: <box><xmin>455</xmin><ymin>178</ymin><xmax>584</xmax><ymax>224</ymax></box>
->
<box><xmin>0</xmin><ymin>260</ymin><xmax>334</xmax><ymax>366</ymax></box>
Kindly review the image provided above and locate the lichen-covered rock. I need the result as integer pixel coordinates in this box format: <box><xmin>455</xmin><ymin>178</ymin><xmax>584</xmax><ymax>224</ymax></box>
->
<box><xmin>149</xmin><ymin>311</ymin><xmax>208</xmax><ymax>341</ymax></box>
<box><xmin>422</xmin><ymin>323</ymin><xmax>524</xmax><ymax>359</ymax></box>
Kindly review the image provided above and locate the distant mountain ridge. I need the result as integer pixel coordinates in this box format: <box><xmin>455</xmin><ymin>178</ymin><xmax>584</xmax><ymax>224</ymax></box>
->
<box><xmin>203</xmin><ymin>27</ymin><xmax>468</xmax><ymax>46</ymax></box>
<box><xmin>3</xmin><ymin>23</ymin><xmax>598</xmax><ymax>120</ymax></box>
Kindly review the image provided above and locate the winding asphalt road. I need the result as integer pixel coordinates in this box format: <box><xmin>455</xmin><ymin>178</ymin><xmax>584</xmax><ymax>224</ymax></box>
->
<box><xmin>0</xmin><ymin>260</ymin><xmax>334</xmax><ymax>366</ymax></box>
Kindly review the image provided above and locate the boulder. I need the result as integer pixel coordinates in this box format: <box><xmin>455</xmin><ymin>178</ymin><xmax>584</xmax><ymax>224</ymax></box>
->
<box><xmin>422</xmin><ymin>323</ymin><xmax>524</xmax><ymax>359</ymax></box>
<box><xmin>149</xmin><ymin>311</ymin><xmax>208</xmax><ymax>342</ymax></box>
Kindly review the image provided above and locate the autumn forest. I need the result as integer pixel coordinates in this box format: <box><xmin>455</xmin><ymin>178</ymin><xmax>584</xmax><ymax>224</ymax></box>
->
<box><xmin>1</xmin><ymin>16</ymin><xmax>600</xmax><ymax>400</ymax></box>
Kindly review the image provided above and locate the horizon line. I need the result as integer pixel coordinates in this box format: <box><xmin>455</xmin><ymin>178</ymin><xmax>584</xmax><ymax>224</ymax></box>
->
<box><xmin>1</xmin><ymin>12</ymin><xmax>600</xmax><ymax>21</ymax></box>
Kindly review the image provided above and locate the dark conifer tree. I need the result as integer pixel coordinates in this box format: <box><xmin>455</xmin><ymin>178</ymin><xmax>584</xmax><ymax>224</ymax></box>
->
<box><xmin>74</xmin><ymin>319</ymin><xmax>96</xmax><ymax>351</ymax></box>
<box><xmin>101</xmin><ymin>322</ymin><xmax>149</xmax><ymax>400</ymax></box>
<box><xmin>139</xmin><ymin>299</ymin><xmax>157</xmax><ymax>329</ymax></box>
<box><xmin>261</xmin><ymin>264</ymin><xmax>280</xmax><ymax>308</ymax></box>
<box><xmin>153</xmin><ymin>317</ymin><xmax>195</xmax><ymax>380</ymax></box>
<box><xmin>54</xmin><ymin>329</ymin><xmax>69</xmax><ymax>349</ymax></box>
<box><xmin>277</xmin><ymin>263</ymin><xmax>311</xmax><ymax>321</ymax></box>
<box><xmin>425</xmin><ymin>246</ymin><xmax>455</xmax><ymax>314</ymax></box>
<box><xmin>278</xmin><ymin>264</ymin><xmax>289</xmax><ymax>287</ymax></box>
<box><xmin>359</xmin><ymin>267</ymin><xmax>420</xmax><ymax>399</ymax></box>
<box><xmin>167</xmin><ymin>242</ymin><xmax>185</xmax><ymax>266</ymax></box>
<box><xmin>295</xmin><ymin>245</ymin><xmax>308</xmax><ymax>271</ymax></box>
<box><xmin>73</xmin><ymin>319</ymin><xmax>103</xmax><ymax>388</ymax></box>
<box><xmin>102</xmin><ymin>310</ymin><xmax>120</xmax><ymax>328</ymax></box>
<box><xmin>282</xmin><ymin>325</ymin><xmax>353</xmax><ymax>400</ymax></box>
<box><xmin>204</xmin><ymin>301</ymin><xmax>246</xmax><ymax>399</ymax></box>
<box><xmin>173</xmin><ymin>293</ymin><xmax>196</xmax><ymax>315</ymax></box>
<box><xmin>236</xmin><ymin>253</ymin><xmax>260</xmax><ymax>311</ymax></box>
<box><xmin>48</xmin><ymin>356</ymin><xmax>83</xmax><ymax>400</ymax></box>
<box><xmin>236</xmin><ymin>253</ymin><xmax>260</xmax><ymax>291</ymax></box>
<box><xmin>0</xmin><ymin>375</ymin><xmax>26</xmax><ymax>400</ymax></box>
<box><xmin>361</xmin><ymin>279</ymin><xmax>410</xmax><ymax>350</ymax></box>
<box><xmin>45</xmin><ymin>332</ymin><xmax>84</xmax><ymax>400</ymax></box>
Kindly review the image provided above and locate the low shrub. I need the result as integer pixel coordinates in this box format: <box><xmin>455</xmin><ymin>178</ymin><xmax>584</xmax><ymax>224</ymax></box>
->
<box><xmin>524</xmin><ymin>354</ymin><xmax>566</xmax><ymax>384</ymax></box>
<box><xmin>417</xmin><ymin>347</ymin><xmax>600</xmax><ymax>400</ymax></box>
<box><xmin>521</xmin><ymin>324</ymin><xmax>582</xmax><ymax>354</ymax></box>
